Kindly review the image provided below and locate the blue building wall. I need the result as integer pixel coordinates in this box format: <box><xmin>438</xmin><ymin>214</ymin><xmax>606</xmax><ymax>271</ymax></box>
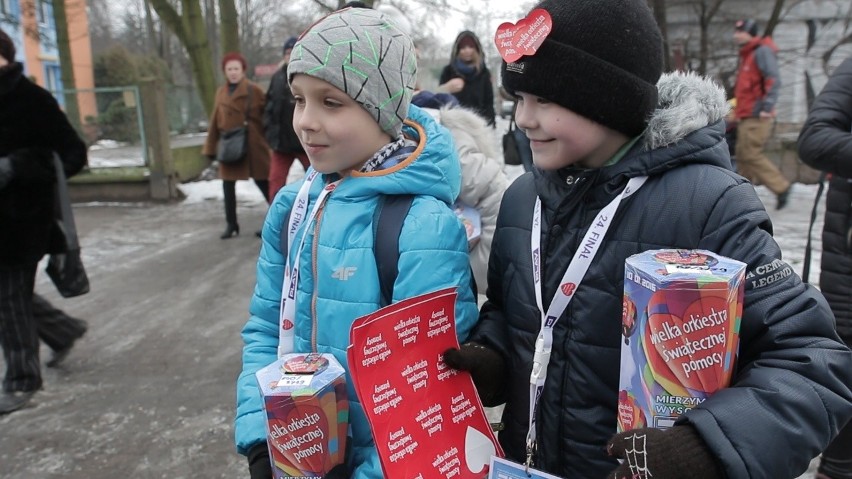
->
<box><xmin>1</xmin><ymin>0</ymin><xmax>63</xmax><ymax>102</ymax></box>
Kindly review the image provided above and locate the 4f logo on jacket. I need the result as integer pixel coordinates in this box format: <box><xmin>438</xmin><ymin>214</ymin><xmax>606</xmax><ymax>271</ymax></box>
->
<box><xmin>332</xmin><ymin>267</ymin><xmax>357</xmax><ymax>281</ymax></box>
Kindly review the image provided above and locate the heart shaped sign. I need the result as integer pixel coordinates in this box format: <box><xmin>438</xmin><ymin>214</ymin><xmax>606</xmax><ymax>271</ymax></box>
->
<box><xmin>617</xmin><ymin>390</ymin><xmax>646</xmax><ymax>431</ymax></box>
<box><xmin>494</xmin><ymin>8</ymin><xmax>553</xmax><ymax>63</ymax></box>
<box><xmin>267</xmin><ymin>402</ymin><xmax>331</xmax><ymax>476</ymax></box>
<box><xmin>643</xmin><ymin>288</ymin><xmax>733</xmax><ymax>394</ymax></box>
<box><xmin>464</xmin><ymin>425</ymin><xmax>497</xmax><ymax>473</ymax></box>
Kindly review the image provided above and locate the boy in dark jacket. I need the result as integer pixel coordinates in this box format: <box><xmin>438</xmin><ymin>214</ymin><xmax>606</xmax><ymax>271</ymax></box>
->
<box><xmin>443</xmin><ymin>1</ymin><xmax>852</xmax><ymax>478</ymax></box>
<box><xmin>797</xmin><ymin>55</ymin><xmax>852</xmax><ymax>479</ymax></box>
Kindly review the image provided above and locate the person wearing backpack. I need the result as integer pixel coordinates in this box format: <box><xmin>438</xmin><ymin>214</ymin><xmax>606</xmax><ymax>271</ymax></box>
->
<box><xmin>234</xmin><ymin>8</ymin><xmax>478</xmax><ymax>479</ymax></box>
<box><xmin>797</xmin><ymin>56</ymin><xmax>852</xmax><ymax>479</ymax></box>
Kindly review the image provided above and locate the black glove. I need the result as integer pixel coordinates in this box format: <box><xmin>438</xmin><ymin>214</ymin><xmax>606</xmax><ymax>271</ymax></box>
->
<box><xmin>247</xmin><ymin>443</ymin><xmax>272</xmax><ymax>479</ymax></box>
<box><xmin>442</xmin><ymin>342</ymin><xmax>505</xmax><ymax>407</ymax></box>
<box><xmin>323</xmin><ymin>464</ymin><xmax>348</xmax><ymax>479</ymax></box>
<box><xmin>9</xmin><ymin>148</ymin><xmax>56</xmax><ymax>184</ymax></box>
<box><xmin>606</xmin><ymin>425</ymin><xmax>724</xmax><ymax>479</ymax></box>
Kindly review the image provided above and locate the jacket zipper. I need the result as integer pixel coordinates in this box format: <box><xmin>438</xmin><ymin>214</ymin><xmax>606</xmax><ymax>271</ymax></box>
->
<box><xmin>310</xmin><ymin>202</ymin><xmax>326</xmax><ymax>353</ymax></box>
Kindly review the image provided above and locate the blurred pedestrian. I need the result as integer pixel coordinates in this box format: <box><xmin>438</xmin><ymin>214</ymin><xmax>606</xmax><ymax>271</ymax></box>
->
<box><xmin>202</xmin><ymin>52</ymin><xmax>270</xmax><ymax>239</ymax></box>
<box><xmin>0</xmin><ymin>28</ymin><xmax>88</xmax><ymax>414</ymax></box>
<box><xmin>263</xmin><ymin>36</ymin><xmax>308</xmax><ymax>201</ymax></box>
<box><xmin>797</xmin><ymin>55</ymin><xmax>852</xmax><ymax>479</ymax></box>
<box><xmin>499</xmin><ymin>85</ymin><xmax>534</xmax><ymax>172</ymax></box>
<box><xmin>439</xmin><ymin>31</ymin><xmax>496</xmax><ymax>127</ymax></box>
<box><xmin>732</xmin><ymin>18</ymin><xmax>791</xmax><ymax>209</ymax></box>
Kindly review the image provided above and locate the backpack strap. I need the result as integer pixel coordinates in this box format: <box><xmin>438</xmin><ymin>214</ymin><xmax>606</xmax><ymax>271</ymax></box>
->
<box><xmin>374</xmin><ymin>194</ymin><xmax>414</xmax><ymax>306</ymax></box>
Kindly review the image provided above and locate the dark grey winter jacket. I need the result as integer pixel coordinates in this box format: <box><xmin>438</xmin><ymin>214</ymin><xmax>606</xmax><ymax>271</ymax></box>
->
<box><xmin>473</xmin><ymin>72</ymin><xmax>852</xmax><ymax>478</ymax></box>
<box><xmin>262</xmin><ymin>65</ymin><xmax>304</xmax><ymax>154</ymax></box>
<box><xmin>798</xmin><ymin>56</ymin><xmax>852</xmax><ymax>344</ymax></box>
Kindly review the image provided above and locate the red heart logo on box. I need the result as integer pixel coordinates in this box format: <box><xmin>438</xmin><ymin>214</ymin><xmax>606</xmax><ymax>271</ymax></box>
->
<box><xmin>494</xmin><ymin>8</ymin><xmax>553</xmax><ymax>63</ymax></box>
<box><xmin>643</xmin><ymin>289</ymin><xmax>731</xmax><ymax>393</ymax></box>
<box><xmin>267</xmin><ymin>402</ymin><xmax>331</xmax><ymax>476</ymax></box>
<box><xmin>617</xmin><ymin>390</ymin><xmax>646</xmax><ymax>431</ymax></box>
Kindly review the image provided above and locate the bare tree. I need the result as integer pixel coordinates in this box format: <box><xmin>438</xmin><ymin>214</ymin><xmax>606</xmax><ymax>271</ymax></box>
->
<box><xmin>51</xmin><ymin>0</ymin><xmax>80</xmax><ymax>129</ymax></box>
<box><xmin>219</xmin><ymin>0</ymin><xmax>239</xmax><ymax>54</ymax></box>
<box><xmin>763</xmin><ymin>0</ymin><xmax>786</xmax><ymax>36</ymax></box>
<box><xmin>147</xmin><ymin>0</ymin><xmax>218</xmax><ymax>115</ymax></box>
<box><xmin>649</xmin><ymin>0</ymin><xmax>673</xmax><ymax>71</ymax></box>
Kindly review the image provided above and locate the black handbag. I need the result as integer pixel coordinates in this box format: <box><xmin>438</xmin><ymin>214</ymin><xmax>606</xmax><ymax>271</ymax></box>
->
<box><xmin>216</xmin><ymin>86</ymin><xmax>252</xmax><ymax>164</ymax></box>
<box><xmin>46</xmin><ymin>154</ymin><xmax>90</xmax><ymax>298</ymax></box>
<box><xmin>502</xmin><ymin>117</ymin><xmax>523</xmax><ymax>166</ymax></box>
<box><xmin>216</xmin><ymin>126</ymin><xmax>248</xmax><ymax>164</ymax></box>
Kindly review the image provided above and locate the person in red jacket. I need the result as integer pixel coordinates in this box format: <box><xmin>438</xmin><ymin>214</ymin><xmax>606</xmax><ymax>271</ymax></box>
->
<box><xmin>732</xmin><ymin>18</ymin><xmax>792</xmax><ymax>209</ymax></box>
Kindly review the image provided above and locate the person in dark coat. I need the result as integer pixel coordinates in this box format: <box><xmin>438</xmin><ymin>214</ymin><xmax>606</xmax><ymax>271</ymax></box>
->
<box><xmin>797</xmin><ymin>56</ymin><xmax>852</xmax><ymax>479</ymax></box>
<box><xmin>262</xmin><ymin>36</ymin><xmax>308</xmax><ymax>202</ymax></box>
<box><xmin>441</xmin><ymin>2</ymin><xmax>852</xmax><ymax>478</ymax></box>
<box><xmin>0</xmin><ymin>28</ymin><xmax>88</xmax><ymax>414</ymax></box>
<box><xmin>202</xmin><ymin>52</ymin><xmax>270</xmax><ymax>239</ymax></box>
<box><xmin>438</xmin><ymin>31</ymin><xmax>496</xmax><ymax>127</ymax></box>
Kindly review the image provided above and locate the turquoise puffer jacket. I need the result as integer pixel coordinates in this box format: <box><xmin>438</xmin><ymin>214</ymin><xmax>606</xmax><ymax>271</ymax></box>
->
<box><xmin>235</xmin><ymin>105</ymin><xmax>478</xmax><ymax>478</ymax></box>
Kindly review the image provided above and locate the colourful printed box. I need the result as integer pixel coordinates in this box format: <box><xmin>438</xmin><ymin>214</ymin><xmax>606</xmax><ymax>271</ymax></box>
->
<box><xmin>256</xmin><ymin>353</ymin><xmax>349</xmax><ymax>478</ymax></box>
<box><xmin>618</xmin><ymin>250</ymin><xmax>745</xmax><ymax>432</ymax></box>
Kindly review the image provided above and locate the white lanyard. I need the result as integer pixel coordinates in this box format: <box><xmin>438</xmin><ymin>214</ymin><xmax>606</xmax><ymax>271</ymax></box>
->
<box><xmin>525</xmin><ymin>176</ymin><xmax>646</xmax><ymax>467</ymax></box>
<box><xmin>277</xmin><ymin>171</ymin><xmax>340</xmax><ymax>357</ymax></box>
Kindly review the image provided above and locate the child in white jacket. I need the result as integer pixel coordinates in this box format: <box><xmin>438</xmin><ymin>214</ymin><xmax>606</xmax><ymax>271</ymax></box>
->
<box><xmin>412</xmin><ymin>91</ymin><xmax>509</xmax><ymax>294</ymax></box>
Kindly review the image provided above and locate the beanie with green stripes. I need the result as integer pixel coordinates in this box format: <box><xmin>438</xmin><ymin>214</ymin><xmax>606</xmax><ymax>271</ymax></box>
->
<box><xmin>288</xmin><ymin>7</ymin><xmax>417</xmax><ymax>137</ymax></box>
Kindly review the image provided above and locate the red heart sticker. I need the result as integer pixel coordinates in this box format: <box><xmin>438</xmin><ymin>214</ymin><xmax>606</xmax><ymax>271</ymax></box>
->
<box><xmin>644</xmin><ymin>291</ymin><xmax>731</xmax><ymax>393</ymax></box>
<box><xmin>617</xmin><ymin>390</ymin><xmax>646</xmax><ymax>431</ymax></box>
<box><xmin>494</xmin><ymin>9</ymin><xmax>553</xmax><ymax>63</ymax></box>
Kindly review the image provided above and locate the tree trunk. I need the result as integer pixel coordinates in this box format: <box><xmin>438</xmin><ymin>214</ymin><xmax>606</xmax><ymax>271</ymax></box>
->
<box><xmin>648</xmin><ymin>0</ymin><xmax>670</xmax><ymax>71</ymax></box>
<box><xmin>147</xmin><ymin>0</ymin><xmax>218</xmax><ymax>116</ymax></box>
<box><xmin>219</xmin><ymin>0</ymin><xmax>239</xmax><ymax>54</ymax></box>
<box><xmin>764</xmin><ymin>0</ymin><xmax>786</xmax><ymax>37</ymax></box>
<box><xmin>52</xmin><ymin>0</ymin><xmax>81</xmax><ymax>131</ymax></box>
<box><xmin>144</xmin><ymin>0</ymin><xmax>157</xmax><ymax>54</ymax></box>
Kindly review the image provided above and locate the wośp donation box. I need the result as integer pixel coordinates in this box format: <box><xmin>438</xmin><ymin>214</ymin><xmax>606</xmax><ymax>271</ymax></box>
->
<box><xmin>256</xmin><ymin>353</ymin><xmax>349</xmax><ymax>478</ymax></box>
<box><xmin>618</xmin><ymin>250</ymin><xmax>745</xmax><ymax>432</ymax></box>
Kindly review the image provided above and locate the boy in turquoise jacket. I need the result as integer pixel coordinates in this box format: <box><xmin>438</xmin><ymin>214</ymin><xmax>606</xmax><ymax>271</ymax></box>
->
<box><xmin>235</xmin><ymin>7</ymin><xmax>478</xmax><ymax>479</ymax></box>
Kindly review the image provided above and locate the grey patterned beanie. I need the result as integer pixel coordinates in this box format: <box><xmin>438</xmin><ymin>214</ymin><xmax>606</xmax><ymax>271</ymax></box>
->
<box><xmin>288</xmin><ymin>7</ymin><xmax>417</xmax><ymax>138</ymax></box>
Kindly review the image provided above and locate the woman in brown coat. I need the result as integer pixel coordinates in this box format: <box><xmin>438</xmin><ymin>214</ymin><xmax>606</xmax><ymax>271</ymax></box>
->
<box><xmin>202</xmin><ymin>52</ymin><xmax>270</xmax><ymax>239</ymax></box>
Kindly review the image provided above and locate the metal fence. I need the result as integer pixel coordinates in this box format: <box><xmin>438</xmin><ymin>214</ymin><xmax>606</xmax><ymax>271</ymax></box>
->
<box><xmin>52</xmin><ymin>84</ymin><xmax>210</xmax><ymax>169</ymax></box>
<box><xmin>52</xmin><ymin>85</ymin><xmax>148</xmax><ymax>167</ymax></box>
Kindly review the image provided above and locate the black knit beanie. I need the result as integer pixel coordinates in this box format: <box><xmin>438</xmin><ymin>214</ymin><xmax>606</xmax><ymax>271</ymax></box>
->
<box><xmin>501</xmin><ymin>0</ymin><xmax>664</xmax><ymax>137</ymax></box>
<box><xmin>0</xmin><ymin>28</ymin><xmax>15</xmax><ymax>62</ymax></box>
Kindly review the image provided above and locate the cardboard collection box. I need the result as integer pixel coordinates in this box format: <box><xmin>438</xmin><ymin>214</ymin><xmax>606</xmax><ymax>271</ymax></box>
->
<box><xmin>618</xmin><ymin>250</ymin><xmax>746</xmax><ymax>431</ymax></box>
<box><xmin>453</xmin><ymin>201</ymin><xmax>482</xmax><ymax>249</ymax></box>
<box><xmin>256</xmin><ymin>353</ymin><xmax>349</xmax><ymax>478</ymax></box>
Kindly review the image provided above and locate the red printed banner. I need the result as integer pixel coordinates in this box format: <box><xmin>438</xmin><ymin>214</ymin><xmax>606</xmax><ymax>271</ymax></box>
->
<box><xmin>347</xmin><ymin>288</ymin><xmax>503</xmax><ymax>479</ymax></box>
